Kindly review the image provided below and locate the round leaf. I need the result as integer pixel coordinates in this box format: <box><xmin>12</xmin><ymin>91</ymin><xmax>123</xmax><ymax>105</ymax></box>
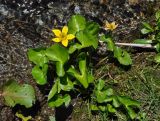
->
<box><xmin>45</xmin><ymin>44</ymin><xmax>69</xmax><ymax>77</ymax></box>
<box><xmin>68</xmin><ymin>14</ymin><xmax>86</xmax><ymax>35</ymax></box>
<box><xmin>28</xmin><ymin>49</ymin><xmax>48</xmax><ymax>67</ymax></box>
<box><xmin>3</xmin><ymin>80</ymin><xmax>35</xmax><ymax>108</ymax></box>
<box><xmin>32</xmin><ymin>65</ymin><xmax>48</xmax><ymax>85</ymax></box>
<box><xmin>114</xmin><ymin>47</ymin><xmax>132</xmax><ymax>65</ymax></box>
<box><xmin>76</xmin><ymin>22</ymin><xmax>99</xmax><ymax>49</ymax></box>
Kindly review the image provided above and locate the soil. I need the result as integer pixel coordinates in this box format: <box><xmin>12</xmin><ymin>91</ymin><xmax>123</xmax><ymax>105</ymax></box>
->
<box><xmin>0</xmin><ymin>0</ymin><xmax>160</xmax><ymax>121</ymax></box>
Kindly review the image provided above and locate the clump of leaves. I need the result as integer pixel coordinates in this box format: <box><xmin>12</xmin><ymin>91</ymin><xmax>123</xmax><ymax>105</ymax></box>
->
<box><xmin>134</xmin><ymin>10</ymin><xmax>160</xmax><ymax>63</ymax></box>
<box><xmin>1</xmin><ymin>80</ymin><xmax>35</xmax><ymax>108</ymax></box>
<box><xmin>28</xmin><ymin>14</ymin><xmax>98</xmax><ymax>107</ymax></box>
<box><xmin>27</xmin><ymin>14</ymin><xmax>141</xmax><ymax>120</ymax></box>
<box><xmin>90</xmin><ymin>79</ymin><xmax>142</xmax><ymax>120</ymax></box>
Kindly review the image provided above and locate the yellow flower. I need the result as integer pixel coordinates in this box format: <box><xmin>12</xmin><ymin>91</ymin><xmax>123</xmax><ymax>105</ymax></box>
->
<box><xmin>104</xmin><ymin>21</ymin><xmax>118</xmax><ymax>31</ymax></box>
<box><xmin>52</xmin><ymin>26</ymin><xmax>75</xmax><ymax>47</ymax></box>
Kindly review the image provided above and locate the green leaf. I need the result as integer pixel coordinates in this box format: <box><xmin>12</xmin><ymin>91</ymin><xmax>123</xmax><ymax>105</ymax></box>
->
<box><xmin>155</xmin><ymin>43</ymin><xmax>160</xmax><ymax>52</ymax></box>
<box><xmin>68</xmin><ymin>14</ymin><xmax>86</xmax><ymax>35</ymax></box>
<box><xmin>107</xmin><ymin>104</ymin><xmax>116</xmax><ymax>113</ymax></box>
<box><xmin>117</xmin><ymin>96</ymin><xmax>140</xmax><ymax>119</ymax></box>
<box><xmin>32</xmin><ymin>64</ymin><xmax>48</xmax><ymax>85</ymax></box>
<box><xmin>87</xmin><ymin>74</ymin><xmax>94</xmax><ymax>84</ymax></box>
<box><xmin>106</xmin><ymin>38</ymin><xmax>115</xmax><ymax>51</ymax></box>
<box><xmin>27</xmin><ymin>48</ymin><xmax>48</xmax><ymax>67</ymax></box>
<box><xmin>98</xmin><ymin>106</ymin><xmax>107</xmax><ymax>112</ymax></box>
<box><xmin>112</xmin><ymin>97</ymin><xmax>120</xmax><ymax>108</ymax></box>
<box><xmin>142</xmin><ymin>22</ymin><xmax>154</xmax><ymax>31</ymax></box>
<box><xmin>134</xmin><ymin>39</ymin><xmax>153</xmax><ymax>44</ymax></box>
<box><xmin>48</xmin><ymin>79</ymin><xmax>58</xmax><ymax>101</ymax></box>
<box><xmin>67</xmin><ymin>65</ymin><xmax>88</xmax><ymax>88</ymax></box>
<box><xmin>58</xmin><ymin>76</ymin><xmax>74</xmax><ymax>91</ymax></box>
<box><xmin>48</xmin><ymin>94</ymin><xmax>71</xmax><ymax>107</ymax></box>
<box><xmin>100</xmin><ymin>35</ymin><xmax>115</xmax><ymax>51</ymax></box>
<box><xmin>96</xmin><ymin>92</ymin><xmax>111</xmax><ymax>103</ymax></box>
<box><xmin>90</xmin><ymin>104</ymin><xmax>99</xmax><ymax>111</ymax></box>
<box><xmin>114</xmin><ymin>47</ymin><xmax>132</xmax><ymax>65</ymax></box>
<box><xmin>104</xmin><ymin>88</ymin><xmax>114</xmax><ymax>96</ymax></box>
<box><xmin>154</xmin><ymin>53</ymin><xmax>160</xmax><ymax>63</ymax></box>
<box><xmin>101</xmin><ymin>35</ymin><xmax>132</xmax><ymax>65</ymax></box>
<box><xmin>126</xmin><ymin>107</ymin><xmax>137</xmax><ymax>119</ymax></box>
<box><xmin>45</xmin><ymin>44</ymin><xmax>69</xmax><ymax>77</ymax></box>
<box><xmin>100</xmin><ymin>34</ymin><xmax>108</xmax><ymax>42</ymax></box>
<box><xmin>67</xmin><ymin>57</ymin><xmax>91</xmax><ymax>88</ymax></box>
<box><xmin>117</xmin><ymin>96</ymin><xmax>140</xmax><ymax>107</ymax></box>
<box><xmin>96</xmin><ymin>88</ymin><xmax>114</xmax><ymax>103</ymax></box>
<box><xmin>141</xmin><ymin>28</ymin><xmax>152</xmax><ymax>34</ymax></box>
<box><xmin>68</xmin><ymin>43</ymin><xmax>82</xmax><ymax>54</ymax></box>
<box><xmin>48</xmin><ymin>95</ymin><xmax>64</xmax><ymax>107</ymax></box>
<box><xmin>63</xmin><ymin>94</ymin><xmax>71</xmax><ymax>107</ymax></box>
<box><xmin>3</xmin><ymin>80</ymin><xmax>35</xmax><ymax>108</ymax></box>
<box><xmin>156</xmin><ymin>10</ymin><xmax>160</xmax><ymax>20</ymax></box>
<box><xmin>114</xmin><ymin>47</ymin><xmax>122</xmax><ymax>58</ymax></box>
<box><xmin>85</xmin><ymin>21</ymin><xmax>100</xmax><ymax>35</ymax></box>
<box><xmin>76</xmin><ymin>21</ymin><xmax>100</xmax><ymax>49</ymax></box>
<box><xmin>97</xmin><ymin>79</ymin><xmax>105</xmax><ymax>91</ymax></box>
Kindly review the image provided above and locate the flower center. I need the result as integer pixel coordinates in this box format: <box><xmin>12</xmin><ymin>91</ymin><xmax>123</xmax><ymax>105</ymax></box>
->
<box><xmin>61</xmin><ymin>33</ymin><xmax>67</xmax><ymax>40</ymax></box>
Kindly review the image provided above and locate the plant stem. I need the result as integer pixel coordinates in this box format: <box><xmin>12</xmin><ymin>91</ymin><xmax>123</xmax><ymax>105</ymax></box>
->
<box><xmin>115</xmin><ymin>42</ymin><xmax>155</xmax><ymax>49</ymax></box>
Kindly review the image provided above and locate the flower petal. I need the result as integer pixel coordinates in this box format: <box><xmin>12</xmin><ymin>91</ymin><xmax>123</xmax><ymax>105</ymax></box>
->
<box><xmin>62</xmin><ymin>39</ymin><xmax>69</xmax><ymax>47</ymax></box>
<box><xmin>105</xmin><ymin>26</ymin><xmax>111</xmax><ymax>30</ymax></box>
<box><xmin>52</xmin><ymin>38</ymin><xmax>61</xmax><ymax>42</ymax></box>
<box><xmin>111</xmin><ymin>22</ymin><xmax>116</xmax><ymax>26</ymax></box>
<box><xmin>114</xmin><ymin>24</ymin><xmax>118</xmax><ymax>29</ymax></box>
<box><xmin>105</xmin><ymin>22</ymin><xmax>111</xmax><ymax>30</ymax></box>
<box><xmin>62</xmin><ymin>26</ymin><xmax>68</xmax><ymax>35</ymax></box>
<box><xmin>52</xmin><ymin>29</ymin><xmax>61</xmax><ymax>37</ymax></box>
<box><xmin>111</xmin><ymin>22</ymin><xmax>118</xmax><ymax>29</ymax></box>
<box><xmin>67</xmin><ymin>34</ymin><xmax>75</xmax><ymax>40</ymax></box>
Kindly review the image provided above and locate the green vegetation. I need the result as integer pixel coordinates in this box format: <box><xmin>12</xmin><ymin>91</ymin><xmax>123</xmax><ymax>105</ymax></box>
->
<box><xmin>134</xmin><ymin>10</ymin><xmax>160</xmax><ymax>63</ymax></box>
<box><xmin>100</xmin><ymin>35</ymin><xmax>132</xmax><ymax>65</ymax></box>
<box><xmin>27</xmin><ymin>14</ymin><xmax>141</xmax><ymax>120</ymax></box>
<box><xmin>91</xmin><ymin>79</ymin><xmax>142</xmax><ymax>120</ymax></box>
<box><xmin>3</xmin><ymin>12</ymin><xmax>160</xmax><ymax>120</ymax></box>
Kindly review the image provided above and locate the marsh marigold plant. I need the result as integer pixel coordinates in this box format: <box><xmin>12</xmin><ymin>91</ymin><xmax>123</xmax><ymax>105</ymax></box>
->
<box><xmin>27</xmin><ymin>14</ymin><xmax>142</xmax><ymax>120</ymax></box>
<box><xmin>52</xmin><ymin>26</ymin><xmax>75</xmax><ymax>47</ymax></box>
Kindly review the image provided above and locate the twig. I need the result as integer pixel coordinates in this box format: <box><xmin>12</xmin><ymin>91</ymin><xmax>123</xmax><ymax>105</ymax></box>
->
<box><xmin>115</xmin><ymin>42</ymin><xmax>155</xmax><ymax>49</ymax></box>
